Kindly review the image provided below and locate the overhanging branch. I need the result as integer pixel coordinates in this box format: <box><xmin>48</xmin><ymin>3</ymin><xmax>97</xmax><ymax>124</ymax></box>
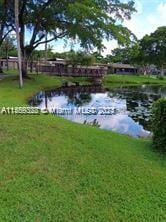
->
<box><xmin>33</xmin><ymin>32</ymin><xmax>68</xmax><ymax>49</ymax></box>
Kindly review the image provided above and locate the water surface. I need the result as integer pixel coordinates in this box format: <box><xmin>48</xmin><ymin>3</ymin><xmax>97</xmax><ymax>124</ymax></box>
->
<box><xmin>29</xmin><ymin>84</ymin><xmax>166</xmax><ymax>138</ymax></box>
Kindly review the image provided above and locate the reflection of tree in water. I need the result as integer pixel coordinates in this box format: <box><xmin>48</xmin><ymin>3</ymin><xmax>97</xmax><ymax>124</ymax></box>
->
<box><xmin>30</xmin><ymin>84</ymin><xmax>165</xmax><ymax>131</ymax></box>
<box><xmin>140</xmin><ymin>85</ymin><xmax>166</xmax><ymax>97</ymax></box>
<box><xmin>29</xmin><ymin>91</ymin><xmax>44</xmax><ymax>106</ymax></box>
<box><xmin>67</xmin><ymin>93</ymin><xmax>92</xmax><ymax>106</ymax></box>
<box><xmin>43</xmin><ymin>91</ymin><xmax>55</xmax><ymax>109</ymax></box>
<box><xmin>127</xmin><ymin>94</ymin><xmax>153</xmax><ymax>130</ymax></box>
<box><xmin>45</xmin><ymin>91</ymin><xmax>55</xmax><ymax>101</ymax></box>
<box><xmin>109</xmin><ymin>85</ymin><xmax>165</xmax><ymax>131</ymax></box>
<box><xmin>29</xmin><ymin>91</ymin><xmax>55</xmax><ymax>108</ymax></box>
<box><xmin>125</xmin><ymin>92</ymin><xmax>159</xmax><ymax>130</ymax></box>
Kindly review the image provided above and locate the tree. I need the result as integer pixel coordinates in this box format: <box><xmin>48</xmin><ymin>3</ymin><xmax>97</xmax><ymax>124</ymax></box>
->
<box><xmin>0</xmin><ymin>0</ymin><xmax>13</xmax><ymax>46</ymax></box>
<box><xmin>105</xmin><ymin>44</ymin><xmax>140</xmax><ymax>64</ymax></box>
<box><xmin>106</xmin><ymin>48</ymin><xmax>130</xmax><ymax>64</ymax></box>
<box><xmin>152</xmin><ymin>98</ymin><xmax>166</xmax><ymax>152</ymax></box>
<box><xmin>0</xmin><ymin>0</ymin><xmax>13</xmax><ymax>72</ymax></box>
<box><xmin>0</xmin><ymin>36</ymin><xmax>16</xmax><ymax>70</ymax></box>
<box><xmin>9</xmin><ymin>0</ymin><xmax>136</xmax><ymax>77</ymax></box>
<box><xmin>66</xmin><ymin>50</ymin><xmax>96</xmax><ymax>66</ymax></box>
<box><xmin>92</xmin><ymin>52</ymin><xmax>105</xmax><ymax>64</ymax></box>
<box><xmin>15</xmin><ymin>0</ymin><xmax>23</xmax><ymax>87</ymax></box>
<box><xmin>139</xmin><ymin>27</ymin><xmax>166</xmax><ymax>76</ymax></box>
<box><xmin>28</xmin><ymin>47</ymin><xmax>54</xmax><ymax>73</ymax></box>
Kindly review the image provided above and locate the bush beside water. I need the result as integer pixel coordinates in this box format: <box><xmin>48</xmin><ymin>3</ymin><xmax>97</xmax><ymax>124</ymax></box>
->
<box><xmin>152</xmin><ymin>98</ymin><xmax>166</xmax><ymax>152</ymax></box>
<box><xmin>157</xmin><ymin>75</ymin><xmax>164</xmax><ymax>80</ymax></box>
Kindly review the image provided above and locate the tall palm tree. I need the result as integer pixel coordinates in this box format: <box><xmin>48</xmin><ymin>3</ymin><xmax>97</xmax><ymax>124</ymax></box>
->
<box><xmin>15</xmin><ymin>0</ymin><xmax>23</xmax><ymax>88</ymax></box>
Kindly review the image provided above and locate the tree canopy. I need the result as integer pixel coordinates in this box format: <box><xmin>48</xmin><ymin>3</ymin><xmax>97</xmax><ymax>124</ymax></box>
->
<box><xmin>0</xmin><ymin>0</ymin><xmax>13</xmax><ymax>46</ymax></box>
<box><xmin>65</xmin><ymin>50</ymin><xmax>96</xmax><ymax>66</ymax></box>
<box><xmin>139</xmin><ymin>26</ymin><xmax>166</xmax><ymax>75</ymax></box>
<box><xmin>13</xmin><ymin>0</ymin><xmax>136</xmax><ymax>52</ymax></box>
<box><xmin>103</xmin><ymin>26</ymin><xmax>166</xmax><ymax>76</ymax></box>
<box><xmin>4</xmin><ymin>0</ymin><xmax>136</xmax><ymax>76</ymax></box>
<box><xmin>0</xmin><ymin>36</ymin><xmax>16</xmax><ymax>57</ymax></box>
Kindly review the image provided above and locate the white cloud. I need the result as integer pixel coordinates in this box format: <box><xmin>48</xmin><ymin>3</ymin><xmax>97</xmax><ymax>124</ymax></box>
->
<box><xmin>147</xmin><ymin>2</ymin><xmax>166</xmax><ymax>28</ymax></box>
<box><xmin>122</xmin><ymin>0</ymin><xmax>152</xmax><ymax>39</ymax></box>
<box><xmin>135</xmin><ymin>0</ymin><xmax>143</xmax><ymax>14</ymax></box>
<box><xmin>102</xmin><ymin>0</ymin><xmax>144</xmax><ymax>55</ymax></box>
<box><xmin>123</xmin><ymin>1</ymin><xmax>166</xmax><ymax>40</ymax></box>
<box><xmin>157</xmin><ymin>2</ymin><xmax>166</xmax><ymax>20</ymax></box>
<box><xmin>123</xmin><ymin>17</ymin><xmax>145</xmax><ymax>39</ymax></box>
<box><xmin>102</xmin><ymin>40</ymin><xmax>118</xmax><ymax>56</ymax></box>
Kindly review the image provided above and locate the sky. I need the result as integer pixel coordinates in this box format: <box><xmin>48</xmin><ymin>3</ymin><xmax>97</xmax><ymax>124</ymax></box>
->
<box><xmin>39</xmin><ymin>0</ymin><xmax>166</xmax><ymax>56</ymax></box>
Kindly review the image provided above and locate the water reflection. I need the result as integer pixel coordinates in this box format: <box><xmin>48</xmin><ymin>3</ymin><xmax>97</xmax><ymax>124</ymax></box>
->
<box><xmin>29</xmin><ymin>84</ymin><xmax>166</xmax><ymax>138</ymax></box>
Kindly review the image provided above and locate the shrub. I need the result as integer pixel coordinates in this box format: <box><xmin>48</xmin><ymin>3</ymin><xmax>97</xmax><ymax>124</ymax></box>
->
<box><xmin>157</xmin><ymin>75</ymin><xmax>164</xmax><ymax>80</ymax></box>
<box><xmin>152</xmin><ymin>98</ymin><xmax>166</xmax><ymax>152</ymax></box>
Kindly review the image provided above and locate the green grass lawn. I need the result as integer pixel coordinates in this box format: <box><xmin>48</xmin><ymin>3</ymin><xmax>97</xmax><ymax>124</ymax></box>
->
<box><xmin>0</xmin><ymin>74</ymin><xmax>166</xmax><ymax>221</ymax></box>
<box><xmin>104</xmin><ymin>74</ymin><xmax>166</xmax><ymax>85</ymax></box>
<box><xmin>3</xmin><ymin>69</ymin><xmax>19</xmax><ymax>76</ymax></box>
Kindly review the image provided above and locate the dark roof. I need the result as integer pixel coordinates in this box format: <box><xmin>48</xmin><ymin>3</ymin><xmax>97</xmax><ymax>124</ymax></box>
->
<box><xmin>47</xmin><ymin>58</ymin><xmax>66</xmax><ymax>62</ymax></box>
<box><xmin>0</xmin><ymin>57</ymin><xmax>18</xmax><ymax>61</ymax></box>
<box><xmin>109</xmin><ymin>63</ymin><xmax>137</xmax><ymax>69</ymax></box>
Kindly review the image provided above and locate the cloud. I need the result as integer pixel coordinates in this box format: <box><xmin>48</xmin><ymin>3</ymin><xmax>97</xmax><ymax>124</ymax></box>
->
<box><xmin>123</xmin><ymin>1</ymin><xmax>166</xmax><ymax>39</ymax></box>
<box><xmin>157</xmin><ymin>2</ymin><xmax>166</xmax><ymax>20</ymax></box>
<box><xmin>147</xmin><ymin>2</ymin><xmax>166</xmax><ymax>28</ymax></box>
<box><xmin>123</xmin><ymin>17</ymin><xmax>145</xmax><ymax>39</ymax></box>
<box><xmin>102</xmin><ymin>0</ymin><xmax>144</xmax><ymax>55</ymax></box>
<box><xmin>102</xmin><ymin>40</ymin><xmax>118</xmax><ymax>56</ymax></box>
<box><xmin>123</xmin><ymin>0</ymin><xmax>150</xmax><ymax>39</ymax></box>
<box><xmin>135</xmin><ymin>0</ymin><xmax>143</xmax><ymax>14</ymax></box>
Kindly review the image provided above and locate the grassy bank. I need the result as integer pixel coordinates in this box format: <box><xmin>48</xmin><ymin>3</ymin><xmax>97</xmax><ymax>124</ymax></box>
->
<box><xmin>0</xmin><ymin>74</ymin><xmax>166</xmax><ymax>221</ymax></box>
<box><xmin>104</xmin><ymin>74</ymin><xmax>166</xmax><ymax>85</ymax></box>
<box><xmin>0</xmin><ymin>74</ymin><xmax>89</xmax><ymax>107</ymax></box>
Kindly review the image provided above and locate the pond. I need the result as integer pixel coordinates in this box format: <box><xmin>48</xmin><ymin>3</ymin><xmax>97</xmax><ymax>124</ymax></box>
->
<box><xmin>29</xmin><ymin>83</ymin><xmax>166</xmax><ymax>138</ymax></box>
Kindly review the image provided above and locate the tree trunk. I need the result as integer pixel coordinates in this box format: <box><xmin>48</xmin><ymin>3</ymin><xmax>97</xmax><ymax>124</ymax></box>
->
<box><xmin>45</xmin><ymin>32</ymin><xmax>48</xmax><ymax>63</ymax></box>
<box><xmin>22</xmin><ymin>54</ymin><xmax>28</xmax><ymax>77</ymax></box>
<box><xmin>30</xmin><ymin>61</ymin><xmax>33</xmax><ymax>73</ymax></box>
<box><xmin>161</xmin><ymin>64</ymin><xmax>164</xmax><ymax>76</ymax></box>
<box><xmin>45</xmin><ymin>92</ymin><xmax>48</xmax><ymax>109</ymax></box>
<box><xmin>36</xmin><ymin>59</ymin><xmax>39</xmax><ymax>75</ymax></box>
<box><xmin>0</xmin><ymin>62</ymin><xmax>3</xmax><ymax>73</ymax></box>
<box><xmin>6</xmin><ymin>47</ymin><xmax>9</xmax><ymax>71</ymax></box>
<box><xmin>15</xmin><ymin>0</ymin><xmax>23</xmax><ymax>88</ymax></box>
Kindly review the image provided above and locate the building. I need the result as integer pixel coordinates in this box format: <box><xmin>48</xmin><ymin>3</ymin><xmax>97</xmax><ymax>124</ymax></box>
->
<box><xmin>108</xmin><ymin>63</ymin><xmax>138</xmax><ymax>75</ymax></box>
<box><xmin>0</xmin><ymin>57</ymin><xmax>108</xmax><ymax>77</ymax></box>
<box><xmin>0</xmin><ymin>57</ymin><xmax>18</xmax><ymax>70</ymax></box>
